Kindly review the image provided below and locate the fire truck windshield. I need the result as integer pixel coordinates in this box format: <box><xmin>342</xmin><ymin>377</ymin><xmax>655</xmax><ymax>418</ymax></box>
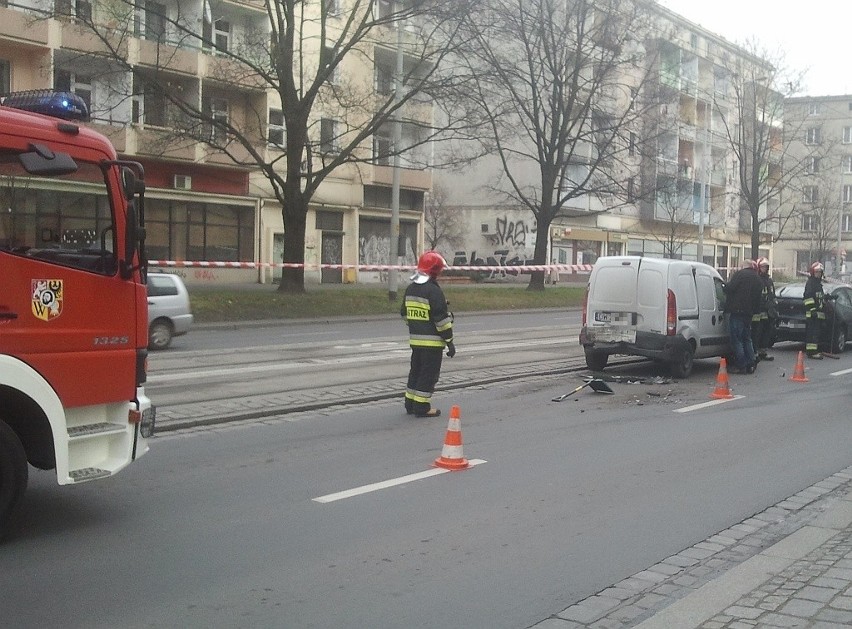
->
<box><xmin>0</xmin><ymin>154</ymin><xmax>118</xmax><ymax>275</ymax></box>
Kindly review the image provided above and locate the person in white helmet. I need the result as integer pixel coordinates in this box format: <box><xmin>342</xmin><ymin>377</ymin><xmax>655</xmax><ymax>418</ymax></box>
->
<box><xmin>803</xmin><ymin>261</ymin><xmax>826</xmax><ymax>358</ymax></box>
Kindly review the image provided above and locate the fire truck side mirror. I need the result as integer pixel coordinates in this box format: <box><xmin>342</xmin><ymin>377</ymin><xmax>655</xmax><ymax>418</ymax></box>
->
<box><xmin>121</xmin><ymin>167</ymin><xmax>141</xmax><ymax>200</ymax></box>
<box><xmin>122</xmin><ymin>201</ymin><xmax>140</xmax><ymax>279</ymax></box>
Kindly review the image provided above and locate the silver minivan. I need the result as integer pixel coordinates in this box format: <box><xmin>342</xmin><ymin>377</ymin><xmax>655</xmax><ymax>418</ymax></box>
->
<box><xmin>147</xmin><ymin>273</ymin><xmax>193</xmax><ymax>350</ymax></box>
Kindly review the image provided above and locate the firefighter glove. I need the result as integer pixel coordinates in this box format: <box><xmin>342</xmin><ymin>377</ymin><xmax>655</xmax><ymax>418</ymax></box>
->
<box><xmin>446</xmin><ymin>342</ymin><xmax>456</xmax><ymax>358</ymax></box>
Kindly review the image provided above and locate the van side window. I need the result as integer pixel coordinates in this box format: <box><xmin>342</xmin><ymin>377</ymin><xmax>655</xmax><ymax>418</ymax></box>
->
<box><xmin>697</xmin><ymin>275</ymin><xmax>717</xmax><ymax>310</ymax></box>
<box><xmin>714</xmin><ymin>277</ymin><xmax>726</xmax><ymax>310</ymax></box>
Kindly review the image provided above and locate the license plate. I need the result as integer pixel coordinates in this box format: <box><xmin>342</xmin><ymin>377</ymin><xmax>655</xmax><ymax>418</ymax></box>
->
<box><xmin>594</xmin><ymin>326</ymin><xmax>636</xmax><ymax>343</ymax></box>
<box><xmin>779</xmin><ymin>320</ymin><xmax>805</xmax><ymax>329</ymax></box>
<box><xmin>594</xmin><ymin>311</ymin><xmax>612</xmax><ymax>323</ymax></box>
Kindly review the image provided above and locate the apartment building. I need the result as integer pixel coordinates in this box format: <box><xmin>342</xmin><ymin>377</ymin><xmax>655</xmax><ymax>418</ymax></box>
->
<box><xmin>434</xmin><ymin>3</ymin><xmax>775</xmax><ymax>280</ymax></box>
<box><xmin>0</xmin><ymin>0</ymin><xmax>431</xmax><ymax>285</ymax></box>
<box><xmin>776</xmin><ymin>95</ymin><xmax>852</xmax><ymax>278</ymax></box>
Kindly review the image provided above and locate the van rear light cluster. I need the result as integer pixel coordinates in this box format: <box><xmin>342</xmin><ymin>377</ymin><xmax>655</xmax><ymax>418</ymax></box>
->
<box><xmin>581</xmin><ymin>287</ymin><xmax>589</xmax><ymax>326</ymax></box>
<box><xmin>666</xmin><ymin>289</ymin><xmax>677</xmax><ymax>336</ymax></box>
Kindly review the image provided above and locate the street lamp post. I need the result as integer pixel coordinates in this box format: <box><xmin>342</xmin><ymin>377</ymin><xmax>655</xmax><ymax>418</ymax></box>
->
<box><xmin>388</xmin><ymin>13</ymin><xmax>404</xmax><ymax>302</ymax></box>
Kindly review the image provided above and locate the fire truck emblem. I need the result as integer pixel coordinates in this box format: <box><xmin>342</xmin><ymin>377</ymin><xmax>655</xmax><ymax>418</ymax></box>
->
<box><xmin>32</xmin><ymin>280</ymin><xmax>63</xmax><ymax>321</ymax></box>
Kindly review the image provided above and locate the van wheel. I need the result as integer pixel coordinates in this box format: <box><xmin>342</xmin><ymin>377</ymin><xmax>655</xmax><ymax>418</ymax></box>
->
<box><xmin>584</xmin><ymin>349</ymin><xmax>608</xmax><ymax>371</ymax></box>
<box><xmin>148</xmin><ymin>319</ymin><xmax>174</xmax><ymax>350</ymax></box>
<box><xmin>0</xmin><ymin>419</ymin><xmax>28</xmax><ymax>540</ymax></box>
<box><xmin>670</xmin><ymin>346</ymin><xmax>694</xmax><ymax>378</ymax></box>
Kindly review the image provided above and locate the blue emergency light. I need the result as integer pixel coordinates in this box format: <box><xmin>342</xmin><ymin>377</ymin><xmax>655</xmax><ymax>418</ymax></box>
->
<box><xmin>1</xmin><ymin>90</ymin><xmax>90</xmax><ymax>122</ymax></box>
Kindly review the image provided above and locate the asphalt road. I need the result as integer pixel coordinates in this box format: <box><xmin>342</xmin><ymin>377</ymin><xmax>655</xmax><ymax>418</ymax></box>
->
<box><xmin>3</xmin><ymin>319</ymin><xmax>851</xmax><ymax>629</ymax></box>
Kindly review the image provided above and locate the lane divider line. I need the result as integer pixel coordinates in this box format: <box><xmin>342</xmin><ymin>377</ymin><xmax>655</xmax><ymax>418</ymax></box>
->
<box><xmin>312</xmin><ymin>459</ymin><xmax>488</xmax><ymax>503</ymax></box>
<box><xmin>674</xmin><ymin>396</ymin><xmax>744</xmax><ymax>413</ymax></box>
<box><xmin>831</xmin><ymin>367</ymin><xmax>852</xmax><ymax>376</ymax></box>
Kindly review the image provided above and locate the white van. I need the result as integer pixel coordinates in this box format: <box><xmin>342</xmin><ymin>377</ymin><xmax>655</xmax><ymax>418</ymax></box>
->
<box><xmin>579</xmin><ymin>256</ymin><xmax>730</xmax><ymax>377</ymax></box>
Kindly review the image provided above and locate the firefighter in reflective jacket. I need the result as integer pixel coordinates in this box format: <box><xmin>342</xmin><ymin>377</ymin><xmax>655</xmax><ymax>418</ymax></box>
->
<box><xmin>400</xmin><ymin>251</ymin><xmax>455</xmax><ymax>417</ymax></box>
<box><xmin>804</xmin><ymin>261</ymin><xmax>826</xmax><ymax>359</ymax></box>
<box><xmin>751</xmin><ymin>257</ymin><xmax>777</xmax><ymax>361</ymax></box>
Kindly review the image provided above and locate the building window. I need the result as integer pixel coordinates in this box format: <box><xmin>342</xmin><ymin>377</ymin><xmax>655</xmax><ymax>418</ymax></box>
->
<box><xmin>202</xmin><ymin>97</ymin><xmax>229</xmax><ymax>143</ymax></box>
<box><xmin>628</xmin><ymin>132</ymin><xmax>637</xmax><ymax>157</ymax></box>
<box><xmin>627</xmin><ymin>176</ymin><xmax>636</xmax><ymax>202</ymax></box>
<box><xmin>803</xmin><ymin>185</ymin><xmax>819</xmax><ymax>203</ymax></box>
<box><xmin>372</xmin><ymin>125</ymin><xmax>391</xmax><ymax>165</ymax></box>
<box><xmin>806</xmin><ymin>127</ymin><xmax>822</xmax><ymax>145</ymax></box>
<box><xmin>54</xmin><ymin>70</ymin><xmax>92</xmax><ymax>110</ymax></box>
<box><xmin>807</xmin><ymin>102</ymin><xmax>821</xmax><ymax>116</ymax></box>
<box><xmin>375</xmin><ymin>0</ymin><xmax>393</xmax><ymax>19</ymax></box>
<box><xmin>203</xmin><ymin>15</ymin><xmax>230</xmax><ymax>53</ymax></box>
<box><xmin>135</xmin><ymin>1</ymin><xmax>167</xmax><ymax>41</ymax></box>
<box><xmin>325</xmin><ymin>0</ymin><xmax>339</xmax><ymax>14</ymax></box>
<box><xmin>802</xmin><ymin>214</ymin><xmax>819</xmax><ymax>231</ymax></box>
<box><xmin>844</xmin><ymin>214</ymin><xmax>852</xmax><ymax>232</ymax></box>
<box><xmin>144</xmin><ymin>200</ymin><xmax>255</xmax><ymax>263</ymax></box>
<box><xmin>323</xmin><ymin>46</ymin><xmax>339</xmax><ymax>85</ymax></box>
<box><xmin>844</xmin><ymin>184</ymin><xmax>852</xmax><ymax>204</ymax></box>
<box><xmin>807</xmin><ymin>157</ymin><xmax>821</xmax><ymax>174</ymax></box>
<box><xmin>845</xmin><ymin>156</ymin><xmax>852</xmax><ymax>174</ymax></box>
<box><xmin>55</xmin><ymin>0</ymin><xmax>91</xmax><ymax>21</ymax></box>
<box><xmin>375</xmin><ymin>63</ymin><xmax>393</xmax><ymax>96</ymax></box>
<box><xmin>320</xmin><ymin>118</ymin><xmax>338</xmax><ymax>154</ymax></box>
<box><xmin>268</xmin><ymin>108</ymin><xmax>284</xmax><ymax>146</ymax></box>
<box><xmin>844</xmin><ymin>127</ymin><xmax>852</xmax><ymax>144</ymax></box>
<box><xmin>0</xmin><ymin>59</ymin><xmax>10</xmax><ymax>95</ymax></box>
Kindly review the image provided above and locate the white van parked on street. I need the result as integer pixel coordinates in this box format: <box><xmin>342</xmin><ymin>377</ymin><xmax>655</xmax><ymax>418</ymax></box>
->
<box><xmin>579</xmin><ymin>256</ymin><xmax>730</xmax><ymax>378</ymax></box>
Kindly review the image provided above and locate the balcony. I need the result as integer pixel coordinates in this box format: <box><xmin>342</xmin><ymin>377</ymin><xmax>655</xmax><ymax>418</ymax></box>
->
<box><xmin>137</xmin><ymin>38</ymin><xmax>199</xmax><ymax>75</ymax></box>
<box><xmin>370</xmin><ymin>164</ymin><xmax>431</xmax><ymax>191</ymax></box>
<box><xmin>0</xmin><ymin>6</ymin><xmax>49</xmax><ymax>47</ymax></box>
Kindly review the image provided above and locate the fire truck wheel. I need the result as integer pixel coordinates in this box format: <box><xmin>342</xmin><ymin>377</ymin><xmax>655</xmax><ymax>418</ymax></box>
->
<box><xmin>148</xmin><ymin>319</ymin><xmax>174</xmax><ymax>350</ymax></box>
<box><xmin>0</xmin><ymin>419</ymin><xmax>28</xmax><ymax>538</ymax></box>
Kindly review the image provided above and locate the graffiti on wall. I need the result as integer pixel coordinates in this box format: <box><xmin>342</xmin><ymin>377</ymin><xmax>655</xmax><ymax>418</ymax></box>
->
<box><xmin>452</xmin><ymin>214</ymin><xmax>536</xmax><ymax>279</ymax></box>
<box><xmin>492</xmin><ymin>216</ymin><xmax>529</xmax><ymax>248</ymax></box>
<box><xmin>358</xmin><ymin>218</ymin><xmax>418</xmax><ymax>281</ymax></box>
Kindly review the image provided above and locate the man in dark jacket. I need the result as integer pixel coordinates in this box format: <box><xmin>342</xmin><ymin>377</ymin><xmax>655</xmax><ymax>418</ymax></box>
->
<box><xmin>723</xmin><ymin>259</ymin><xmax>763</xmax><ymax>373</ymax></box>
<box><xmin>804</xmin><ymin>261</ymin><xmax>826</xmax><ymax>359</ymax></box>
<box><xmin>400</xmin><ymin>251</ymin><xmax>455</xmax><ymax>417</ymax></box>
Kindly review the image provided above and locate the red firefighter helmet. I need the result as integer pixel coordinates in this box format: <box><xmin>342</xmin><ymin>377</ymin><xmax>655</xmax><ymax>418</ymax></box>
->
<box><xmin>412</xmin><ymin>251</ymin><xmax>447</xmax><ymax>283</ymax></box>
<box><xmin>810</xmin><ymin>261</ymin><xmax>824</xmax><ymax>276</ymax></box>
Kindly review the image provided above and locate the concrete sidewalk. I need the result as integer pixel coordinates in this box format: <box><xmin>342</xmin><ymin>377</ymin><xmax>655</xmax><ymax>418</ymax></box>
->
<box><xmin>533</xmin><ymin>465</ymin><xmax>852</xmax><ymax>628</ymax></box>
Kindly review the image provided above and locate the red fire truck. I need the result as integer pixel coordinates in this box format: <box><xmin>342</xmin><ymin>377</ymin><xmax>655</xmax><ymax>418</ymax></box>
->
<box><xmin>0</xmin><ymin>91</ymin><xmax>154</xmax><ymax>537</ymax></box>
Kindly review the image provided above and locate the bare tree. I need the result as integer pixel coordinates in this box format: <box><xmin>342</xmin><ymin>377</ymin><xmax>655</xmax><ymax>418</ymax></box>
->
<box><xmin>53</xmin><ymin>0</ymin><xmax>475</xmax><ymax>292</ymax></box>
<box><xmin>641</xmin><ymin>176</ymin><xmax>701</xmax><ymax>259</ymax></box>
<box><xmin>423</xmin><ymin>182</ymin><xmax>464</xmax><ymax>251</ymax></box>
<box><xmin>714</xmin><ymin>41</ymin><xmax>816</xmax><ymax>260</ymax></box>
<box><xmin>450</xmin><ymin>0</ymin><xmax>658</xmax><ymax>290</ymax></box>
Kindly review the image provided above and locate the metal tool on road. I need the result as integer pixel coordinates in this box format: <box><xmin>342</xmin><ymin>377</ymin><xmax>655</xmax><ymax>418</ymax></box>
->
<box><xmin>552</xmin><ymin>378</ymin><xmax>614</xmax><ymax>401</ymax></box>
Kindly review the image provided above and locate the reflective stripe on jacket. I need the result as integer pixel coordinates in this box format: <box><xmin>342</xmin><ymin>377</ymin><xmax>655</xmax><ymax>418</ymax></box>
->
<box><xmin>400</xmin><ymin>278</ymin><xmax>453</xmax><ymax>348</ymax></box>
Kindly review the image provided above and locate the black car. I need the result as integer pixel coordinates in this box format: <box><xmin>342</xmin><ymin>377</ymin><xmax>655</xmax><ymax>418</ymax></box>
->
<box><xmin>775</xmin><ymin>282</ymin><xmax>852</xmax><ymax>353</ymax></box>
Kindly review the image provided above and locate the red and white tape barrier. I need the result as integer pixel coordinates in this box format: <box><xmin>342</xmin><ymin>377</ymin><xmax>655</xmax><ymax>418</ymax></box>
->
<box><xmin>148</xmin><ymin>260</ymin><xmax>594</xmax><ymax>273</ymax></box>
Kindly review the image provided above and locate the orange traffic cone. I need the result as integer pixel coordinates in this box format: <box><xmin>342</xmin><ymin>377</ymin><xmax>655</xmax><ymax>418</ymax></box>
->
<box><xmin>710</xmin><ymin>357</ymin><xmax>734</xmax><ymax>399</ymax></box>
<box><xmin>790</xmin><ymin>351</ymin><xmax>809</xmax><ymax>383</ymax></box>
<box><xmin>433</xmin><ymin>405</ymin><xmax>470</xmax><ymax>471</ymax></box>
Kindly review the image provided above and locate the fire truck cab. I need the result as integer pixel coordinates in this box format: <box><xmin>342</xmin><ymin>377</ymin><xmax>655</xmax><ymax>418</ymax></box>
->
<box><xmin>0</xmin><ymin>91</ymin><xmax>154</xmax><ymax>538</ymax></box>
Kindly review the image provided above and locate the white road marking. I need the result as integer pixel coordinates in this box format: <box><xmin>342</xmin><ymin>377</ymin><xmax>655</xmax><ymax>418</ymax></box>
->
<box><xmin>673</xmin><ymin>396</ymin><xmax>744</xmax><ymax>413</ymax></box>
<box><xmin>831</xmin><ymin>367</ymin><xmax>852</xmax><ymax>376</ymax></box>
<box><xmin>312</xmin><ymin>459</ymin><xmax>488</xmax><ymax>503</ymax></box>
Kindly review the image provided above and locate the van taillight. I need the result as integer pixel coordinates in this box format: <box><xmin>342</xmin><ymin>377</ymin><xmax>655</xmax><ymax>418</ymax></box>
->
<box><xmin>582</xmin><ymin>286</ymin><xmax>589</xmax><ymax>326</ymax></box>
<box><xmin>666</xmin><ymin>289</ymin><xmax>677</xmax><ymax>336</ymax></box>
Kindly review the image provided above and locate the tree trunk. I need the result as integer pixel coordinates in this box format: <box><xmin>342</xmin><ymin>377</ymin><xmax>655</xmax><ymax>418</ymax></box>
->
<box><xmin>526</xmin><ymin>214</ymin><xmax>550</xmax><ymax>291</ymax></box>
<box><xmin>277</xmin><ymin>185</ymin><xmax>308</xmax><ymax>294</ymax></box>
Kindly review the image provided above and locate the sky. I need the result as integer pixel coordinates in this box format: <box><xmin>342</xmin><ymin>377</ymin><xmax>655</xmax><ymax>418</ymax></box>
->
<box><xmin>658</xmin><ymin>0</ymin><xmax>851</xmax><ymax>96</ymax></box>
